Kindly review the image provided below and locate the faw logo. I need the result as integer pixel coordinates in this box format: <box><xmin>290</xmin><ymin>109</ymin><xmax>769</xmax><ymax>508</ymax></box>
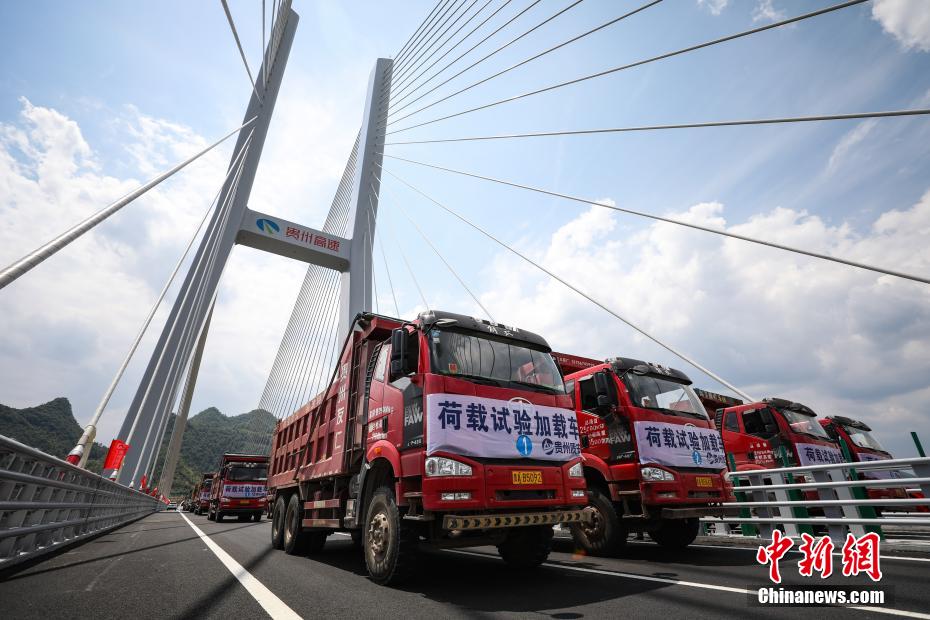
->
<box><xmin>256</xmin><ymin>218</ymin><xmax>280</xmax><ymax>234</ymax></box>
<box><xmin>404</xmin><ymin>402</ymin><xmax>423</xmax><ymax>427</ymax></box>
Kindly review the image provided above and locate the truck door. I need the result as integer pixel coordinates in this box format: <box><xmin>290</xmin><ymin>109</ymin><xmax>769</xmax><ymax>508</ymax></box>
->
<box><xmin>576</xmin><ymin>374</ymin><xmax>632</xmax><ymax>461</ymax></box>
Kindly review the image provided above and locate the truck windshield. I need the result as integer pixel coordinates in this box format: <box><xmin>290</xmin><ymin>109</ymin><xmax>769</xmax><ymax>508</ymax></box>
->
<box><xmin>226</xmin><ymin>464</ymin><xmax>268</xmax><ymax>481</ymax></box>
<box><xmin>428</xmin><ymin>328</ymin><xmax>564</xmax><ymax>393</ymax></box>
<box><xmin>779</xmin><ymin>409</ymin><xmax>832</xmax><ymax>440</ymax></box>
<box><xmin>842</xmin><ymin>425</ymin><xmax>886</xmax><ymax>451</ymax></box>
<box><xmin>622</xmin><ymin>374</ymin><xmax>707</xmax><ymax>419</ymax></box>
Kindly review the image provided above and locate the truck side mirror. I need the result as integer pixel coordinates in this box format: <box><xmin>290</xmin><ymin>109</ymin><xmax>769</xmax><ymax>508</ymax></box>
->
<box><xmin>390</xmin><ymin>328</ymin><xmax>409</xmax><ymax>379</ymax></box>
<box><xmin>593</xmin><ymin>371</ymin><xmax>615</xmax><ymax>410</ymax></box>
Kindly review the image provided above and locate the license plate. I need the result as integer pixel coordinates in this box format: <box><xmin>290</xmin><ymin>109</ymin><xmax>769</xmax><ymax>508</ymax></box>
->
<box><xmin>512</xmin><ymin>471</ymin><xmax>542</xmax><ymax>485</ymax></box>
<box><xmin>695</xmin><ymin>476</ymin><xmax>713</xmax><ymax>488</ymax></box>
<box><xmin>239</xmin><ymin>499</ymin><xmax>251</xmax><ymax>504</ymax></box>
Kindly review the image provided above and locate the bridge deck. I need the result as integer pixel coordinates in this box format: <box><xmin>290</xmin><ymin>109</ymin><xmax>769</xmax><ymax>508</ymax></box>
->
<box><xmin>1</xmin><ymin>512</ymin><xmax>928</xmax><ymax>619</ymax></box>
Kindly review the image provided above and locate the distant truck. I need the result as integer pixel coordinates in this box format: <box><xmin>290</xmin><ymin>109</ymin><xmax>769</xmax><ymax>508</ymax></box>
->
<box><xmin>267</xmin><ymin>311</ymin><xmax>590</xmax><ymax>585</ymax></box>
<box><xmin>820</xmin><ymin>416</ymin><xmax>916</xmax><ymax>506</ymax></box>
<box><xmin>193</xmin><ymin>473</ymin><xmax>214</xmax><ymax>515</ymax></box>
<box><xmin>207</xmin><ymin>454</ymin><xmax>269</xmax><ymax>522</ymax></box>
<box><xmin>697</xmin><ymin>389</ymin><xmax>776</xmax><ymax>471</ymax></box>
<box><xmin>554</xmin><ymin>353</ymin><xmax>737</xmax><ymax>554</ymax></box>
<box><xmin>715</xmin><ymin>398</ymin><xmax>845</xmax><ymax>468</ymax></box>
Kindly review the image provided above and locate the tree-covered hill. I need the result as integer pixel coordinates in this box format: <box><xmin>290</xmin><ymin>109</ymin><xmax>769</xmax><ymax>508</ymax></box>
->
<box><xmin>0</xmin><ymin>398</ymin><xmax>276</xmax><ymax>495</ymax></box>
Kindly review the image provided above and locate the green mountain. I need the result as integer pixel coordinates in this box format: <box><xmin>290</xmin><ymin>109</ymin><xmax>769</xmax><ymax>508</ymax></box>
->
<box><xmin>0</xmin><ymin>398</ymin><xmax>276</xmax><ymax>495</ymax></box>
<box><xmin>151</xmin><ymin>406</ymin><xmax>276</xmax><ymax>494</ymax></box>
<box><xmin>0</xmin><ymin>398</ymin><xmax>108</xmax><ymax>472</ymax></box>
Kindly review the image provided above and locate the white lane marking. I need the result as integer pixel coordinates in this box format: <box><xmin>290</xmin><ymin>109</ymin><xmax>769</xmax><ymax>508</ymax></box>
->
<box><xmin>445</xmin><ymin>549</ymin><xmax>930</xmax><ymax>619</ymax></box>
<box><xmin>85</xmin><ymin>555</ymin><xmax>123</xmax><ymax>592</ymax></box>
<box><xmin>180</xmin><ymin>512</ymin><xmax>301</xmax><ymax>620</ymax></box>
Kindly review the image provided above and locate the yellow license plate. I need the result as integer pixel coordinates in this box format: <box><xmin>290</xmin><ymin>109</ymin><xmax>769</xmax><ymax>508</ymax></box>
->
<box><xmin>512</xmin><ymin>471</ymin><xmax>542</xmax><ymax>485</ymax></box>
<box><xmin>239</xmin><ymin>499</ymin><xmax>251</xmax><ymax>504</ymax></box>
<box><xmin>696</xmin><ymin>476</ymin><xmax>713</xmax><ymax>488</ymax></box>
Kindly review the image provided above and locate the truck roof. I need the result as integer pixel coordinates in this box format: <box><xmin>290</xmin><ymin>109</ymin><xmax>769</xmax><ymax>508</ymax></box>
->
<box><xmin>418</xmin><ymin>310</ymin><xmax>552</xmax><ymax>350</ymax></box>
<box><xmin>220</xmin><ymin>453</ymin><xmax>269</xmax><ymax>464</ymax></box>
<box><xmin>554</xmin><ymin>352</ymin><xmax>693</xmax><ymax>384</ymax></box>
<box><xmin>823</xmin><ymin>415</ymin><xmax>872</xmax><ymax>431</ymax></box>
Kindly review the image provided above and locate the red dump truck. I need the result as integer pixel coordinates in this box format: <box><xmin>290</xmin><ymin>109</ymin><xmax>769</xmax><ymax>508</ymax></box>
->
<box><xmin>193</xmin><ymin>473</ymin><xmax>214</xmax><ymax>515</ymax></box>
<box><xmin>267</xmin><ymin>311</ymin><xmax>589</xmax><ymax>585</ymax></box>
<box><xmin>716</xmin><ymin>398</ymin><xmax>845</xmax><ymax>468</ymax></box>
<box><xmin>554</xmin><ymin>353</ymin><xmax>736</xmax><ymax>554</ymax></box>
<box><xmin>207</xmin><ymin>454</ymin><xmax>269</xmax><ymax>522</ymax></box>
<box><xmin>698</xmin><ymin>389</ymin><xmax>776</xmax><ymax>471</ymax></box>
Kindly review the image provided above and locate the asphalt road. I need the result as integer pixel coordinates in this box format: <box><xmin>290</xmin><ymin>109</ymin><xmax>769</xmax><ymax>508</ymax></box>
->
<box><xmin>1</xmin><ymin>511</ymin><xmax>928</xmax><ymax>619</ymax></box>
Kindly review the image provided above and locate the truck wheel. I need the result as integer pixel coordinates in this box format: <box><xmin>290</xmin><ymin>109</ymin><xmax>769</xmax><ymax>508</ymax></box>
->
<box><xmin>271</xmin><ymin>496</ymin><xmax>286</xmax><ymax>549</ymax></box>
<box><xmin>284</xmin><ymin>494</ymin><xmax>312</xmax><ymax>555</ymax></box>
<box><xmin>363</xmin><ymin>486</ymin><xmax>417</xmax><ymax>585</ymax></box>
<box><xmin>497</xmin><ymin>525</ymin><xmax>554</xmax><ymax>569</ymax></box>
<box><xmin>253</xmin><ymin>512</ymin><xmax>262</xmax><ymax>522</ymax></box>
<box><xmin>569</xmin><ymin>487</ymin><xmax>625</xmax><ymax>556</ymax></box>
<box><xmin>207</xmin><ymin>507</ymin><xmax>215</xmax><ymax>521</ymax></box>
<box><xmin>216</xmin><ymin>511</ymin><xmax>224</xmax><ymax>523</ymax></box>
<box><xmin>648</xmin><ymin>518</ymin><xmax>700</xmax><ymax>549</ymax></box>
<box><xmin>350</xmin><ymin>530</ymin><xmax>362</xmax><ymax>549</ymax></box>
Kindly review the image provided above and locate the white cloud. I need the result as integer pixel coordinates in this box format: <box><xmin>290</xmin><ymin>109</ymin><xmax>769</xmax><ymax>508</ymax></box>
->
<box><xmin>0</xmin><ymin>99</ymin><xmax>308</xmax><ymax>443</ymax></box>
<box><xmin>752</xmin><ymin>0</ymin><xmax>785</xmax><ymax>24</ymax></box>
<box><xmin>697</xmin><ymin>0</ymin><xmax>729</xmax><ymax>16</ymax></box>
<box><xmin>872</xmin><ymin>0</ymin><xmax>930</xmax><ymax>51</ymax></box>
<box><xmin>479</xmin><ymin>194</ymin><xmax>930</xmax><ymax>457</ymax></box>
<box><xmin>826</xmin><ymin>118</ymin><xmax>877</xmax><ymax>174</ymax></box>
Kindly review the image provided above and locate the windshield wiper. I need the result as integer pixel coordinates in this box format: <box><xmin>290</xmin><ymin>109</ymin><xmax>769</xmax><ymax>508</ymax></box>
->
<box><xmin>444</xmin><ymin>372</ymin><xmax>503</xmax><ymax>387</ymax></box>
<box><xmin>509</xmin><ymin>380</ymin><xmax>563</xmax><ymax>394</ymax></box>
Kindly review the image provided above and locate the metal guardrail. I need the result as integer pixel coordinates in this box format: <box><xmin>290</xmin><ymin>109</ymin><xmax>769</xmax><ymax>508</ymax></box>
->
<box><xmin>702</xmin><ymin>457</ymin><xmax>930</xmax><ymax>541</ymax></box>
<box><xmin>0</xmin><ymin>434</ymin><xmax>162</xmax><ymax>569</ymax></box>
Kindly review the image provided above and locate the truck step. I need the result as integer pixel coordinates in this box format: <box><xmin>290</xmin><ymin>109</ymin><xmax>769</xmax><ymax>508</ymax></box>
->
<box><xmin>615</xmin><ymin>491</ymin><xmax>642</xmax><ymax>496</ymax></box>
<box><xmin>302</xmin><ymin>518</ymin><xmax>340</xmax><ymax>528</ymax></box>
<box><xmin>304</xmin><ymin>499</ymin><xmax>341</xmax><ymax>510</ymax></box>
<box><xmin>403</xmin><ymin>492</ymin><xmax>423</xmax><ymax>499</ymax></box>
<box><xmin>403</xmin><ymin>514</ymin><xmax>434</xmax><ymax>521</ymax></box>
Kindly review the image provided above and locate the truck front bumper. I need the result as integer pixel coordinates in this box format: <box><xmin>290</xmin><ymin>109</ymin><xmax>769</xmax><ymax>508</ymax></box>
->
<box><xmin>659</xmin><ymin>506</ymin><xmax>743</xmax><ymax>519</ymax></box>
<box><xmin>443</xmin><ymin>507</ymin><xmax>593</xmax><ymax>531</ymax></box>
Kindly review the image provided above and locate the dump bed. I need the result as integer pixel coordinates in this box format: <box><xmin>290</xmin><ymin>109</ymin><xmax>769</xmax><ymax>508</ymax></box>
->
<box><xmin>268</xmin><ymin>314</ymin><xmax>401</xmax><ymax>490</ymax></box>
<box><xmin>552</xmin><ymin>352</ymin><xmax>602</xmax><ymax>376</ymax></box>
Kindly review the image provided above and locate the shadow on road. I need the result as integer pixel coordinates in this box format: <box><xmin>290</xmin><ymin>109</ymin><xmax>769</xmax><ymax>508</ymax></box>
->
<box><xmin>0</xmin><ymin>515</ymin><xmax>263</xmax><ymax>582</ymax></box>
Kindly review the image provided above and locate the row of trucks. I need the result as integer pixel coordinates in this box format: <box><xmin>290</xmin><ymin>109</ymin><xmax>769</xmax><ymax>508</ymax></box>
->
<box><xmin>189</xmin><ymin>455</ymin><xmax>270</xmax><ymax>521</ymax></box>
<box><xmin>264</xmin><ymin>310</ymin><xmax>745</xmax><ymax>585</ymax></box>
<box><xmin>257</xmin><ymin>308</ymin><xmax>912</xmax><ymax>585</ymax></box>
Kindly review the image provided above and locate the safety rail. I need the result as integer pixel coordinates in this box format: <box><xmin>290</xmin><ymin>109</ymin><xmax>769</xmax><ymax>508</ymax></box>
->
<box><xmin>0</xmin><ymin>434</ymin><xmax>162</xmax><ymax>569</ymax></box>
<box><xmin>701</xmin><ymin>457</ymin><xmax>930</xmax><ymax>542</ymax></box>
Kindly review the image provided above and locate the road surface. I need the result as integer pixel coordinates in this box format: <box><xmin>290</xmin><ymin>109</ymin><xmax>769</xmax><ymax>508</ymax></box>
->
<box><xmin>1</xmin><ymin>511</ymin><xmax>927</xmax><ymax>619</ymax></box>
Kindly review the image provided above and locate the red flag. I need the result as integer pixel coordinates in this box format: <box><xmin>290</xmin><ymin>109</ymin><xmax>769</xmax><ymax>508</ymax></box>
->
<box><xmin>103</xmin><ymin>439</ymin><xmax>130</xmax><ymax>470</ymax></box>
<box><xmin>140</xmin><ymin>474</ymin><xmax>148</xmax><ymax>492</ymax></box>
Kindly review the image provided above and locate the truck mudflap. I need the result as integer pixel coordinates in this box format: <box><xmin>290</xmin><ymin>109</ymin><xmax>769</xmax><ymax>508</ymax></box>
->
<box><xmin>659</xmin><ymin>506</ymin><xmax>743</xmax><ymax>519</ymax></box>
<box><xmin>443</xmin><ymin>508</ymin><xmax>593</xmax><ymax>531</ymax></box>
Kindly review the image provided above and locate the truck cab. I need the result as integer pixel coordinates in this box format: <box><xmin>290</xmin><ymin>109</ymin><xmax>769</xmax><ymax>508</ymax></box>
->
<box><xmin>555</xmin><ymin>353</ymin><xmax>735</xmax><ymax>554</ymax></box>
<box><xmin>267</xmin><ymin>311</ymin><xmax>589</xmax><ymax>585</ymax></box>
<box><xmin>207</xmin><ymin>454</ymin><xmax>268</xmax><ymax>522</ymax></box>
<box><xmin>719</xmin><ymin>398</ymin><xmax>844</xmax><ymax>467</ymax></box>
<box><xmin>820</xmin><ymin>416</ymin><xmax>913</xmax><ymax>504</ymax></box>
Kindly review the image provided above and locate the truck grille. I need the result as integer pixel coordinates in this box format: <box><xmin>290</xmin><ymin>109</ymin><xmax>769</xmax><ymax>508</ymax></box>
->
<box><xmin>495</xmin><ymin>489</ymin><xmax>555</xmax><ymax>501</ymax></box>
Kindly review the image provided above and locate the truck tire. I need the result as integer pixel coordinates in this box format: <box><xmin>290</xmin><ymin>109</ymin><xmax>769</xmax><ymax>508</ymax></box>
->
<box><xmin>350</xmin><ymin>530</ymin><xmax>362</xmax><ymax>549</ymax></box>
<box><xmin>497</xmin><ymin>525</ymin><xmax>554</xmax><ymax>569</ymax></box>
<box><xmin>283</xmin><ymin>494</ymin><xmax>306</xmax><ymax>555</ymax></box>
<box><xmin>216</xmin><ymin>511</ymin><xmax>224</xmax><ymax>523</ymax></box>
<box><xmin>207</xmin><ymin>506</ymin><xmax>216</xmax><ymax>521</ymax></box>
<box><xmin>271</xmin><ymin>496</ymin><xmax>286</xmax><ymax>550</ymax></box>
<box><xmin>569</xmin><ymin>487</ymin><xmax>626</xmax><ymax>556</ymax></box>
<box><xmin>253</xmin><ymin>512</ymin><xmax>262</xmax><ymax>522</ymax></box>
<box><xmin>363</xmin><ymin>486</ymin><xmax>417</xmax><ymax>585</ymax></box>
<box><xmin>648</xmin><ymin>518</ymin><xmax>700</xmax><ymax>549</ymax></box>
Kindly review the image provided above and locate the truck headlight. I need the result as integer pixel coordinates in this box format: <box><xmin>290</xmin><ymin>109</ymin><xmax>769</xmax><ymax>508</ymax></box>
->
<box><xmin>568</xmin><ymin>462</ymin><xmax>584</xmax><ymax>478</ymax></box>
<box><xmin>641</xmin><ymin>466</ymin><xmax>676</xmax><ymax>482</ymax></box>
<box><xmin>425</xmin><ymin>456</ymin><xmax>473</xmax><ymax>477</ymax></box>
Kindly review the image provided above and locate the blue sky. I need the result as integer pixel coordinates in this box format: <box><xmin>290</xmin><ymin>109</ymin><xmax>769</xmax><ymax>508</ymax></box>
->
<box><xmin>1</xmin><ymin>0</ymin><xmax>929</xmax><ymax>458</ymax></box>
